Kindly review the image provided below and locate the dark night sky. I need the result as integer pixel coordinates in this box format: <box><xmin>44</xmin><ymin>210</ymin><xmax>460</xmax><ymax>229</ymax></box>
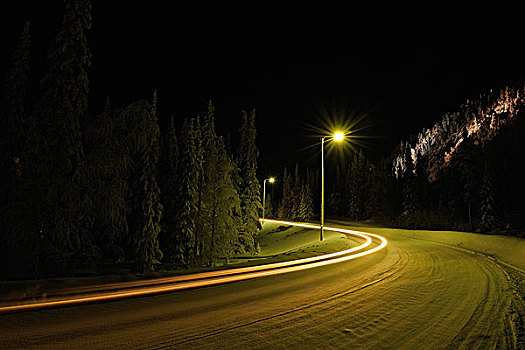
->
<box><xmin>2</xmin><ymin>2</ymin><xmax>525</xmax><ymax>176</ymax></box>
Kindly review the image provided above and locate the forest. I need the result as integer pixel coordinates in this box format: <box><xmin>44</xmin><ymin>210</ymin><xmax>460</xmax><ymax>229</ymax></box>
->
<box><xmin>0</xmin><ymin>1</ymin><xmax>262</xmax><ymax>279</ymax></box>
<box><xmin>2</xmin><ymin>0</ymin><xmax>524</xmax><ymax>282</ymax></box>
<box><xmin>273</xmin><ymin>84</ymin><xmax>525</xmax><ymax>235</ymax></box>
<box><xmin>272</xmin><ymin>85</ymin><xmax>525</xmax><ymax>236</ymax></box>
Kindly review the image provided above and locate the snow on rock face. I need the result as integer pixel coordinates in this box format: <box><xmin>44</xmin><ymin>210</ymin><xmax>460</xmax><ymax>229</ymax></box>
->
<box><xmin>393</xmin><ymin>84</ymin><xmax>525</xmax><ymax>181</ymax></box>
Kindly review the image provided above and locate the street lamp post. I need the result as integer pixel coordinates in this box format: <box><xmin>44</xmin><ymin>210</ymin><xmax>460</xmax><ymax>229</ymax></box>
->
<box><xmin>262</xmin><ymin>177</ymin><xmax>275</xmax><ymax>223</ymax></box>
<box><xmin>320</xmin><ymin>132</ymin><xmax>344</xmax><ymax>241</ymax></box>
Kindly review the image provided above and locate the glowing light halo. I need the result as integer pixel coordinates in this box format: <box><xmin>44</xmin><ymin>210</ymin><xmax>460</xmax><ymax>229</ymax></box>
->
<box><xmin>333</xmin><ymin>132</ymin><xmax>344</xmax><ymax>141</ymax></box>
<box><xmin>0</xmin><ymin>219</ymin><xmax>387</xmax><ymax>314</ymax></box>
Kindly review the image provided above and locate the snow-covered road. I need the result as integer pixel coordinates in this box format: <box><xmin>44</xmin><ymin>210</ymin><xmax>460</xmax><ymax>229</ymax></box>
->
<box><xmin>0</xmin><ymin>222</ymin><xmax>523</xmax><ymax>349</ymax></box>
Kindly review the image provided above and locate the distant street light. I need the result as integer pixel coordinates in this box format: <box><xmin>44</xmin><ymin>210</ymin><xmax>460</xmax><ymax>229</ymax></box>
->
<box><xmin>262</xmin><ymin>177</ymin><xmax>275</xmax><ymax>223</ymax></box>
<box><xmin>320</xmin><ymin>132</ymin><xmax>344</xmax><ymax>241</ymax></box>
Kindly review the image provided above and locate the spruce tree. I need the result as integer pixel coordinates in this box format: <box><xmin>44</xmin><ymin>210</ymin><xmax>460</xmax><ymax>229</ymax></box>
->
<box><xmin>278</xmin><ymin>167</ymin><xmax>293</xmax><ymax>219</ymax></box>
<box><xmin>175</xmin><ymin>118</ymin><xmax>199</xmax><ymax>267</ymax></box>
<box><xmin>193</xmin><ymin>115</ymin><xmax>204</xmax><ymax>266</ymax></box>
<box><xmin>0</xmin><ymin>119</ymin><xmax>52</xmax><ymax>279</ymax></box>
<box><xmin>238</xmin><ymin>110</ymin><xmax>261</xmax><ymax>253</ymax></box>
<box><xmin>28</xmin><ymin>0</ymin><xmax>94</xmax><ymax>273</ymax></box>
<box><xmin>4</xmin><ymin>21</ymin><xmax>31</xmax><ymax>158</ymax></box>
<box><xmin>298</xmin><ymin>182</ymin><xmax>314</xmax><ymax>221</ymax></box>
<box><xmin>329</xmin><ymin>165</ymin><xmax>343</xmax><ymax>216</ymax></box>
<box><xmin>365</xmin><ymin>163</ymin><xmax>380</xmax><ymax>219</ymax></box>
<box><xmin>401</xmin><ymin>150</ymin><xmax>418</xmax><ymax>227</ymax></box>
<box><xmin>36</xmin><ymin>0</ymin><xmax>91</xmax><ymax>176</ymax></box>
<box><xmin>456</xmin><ymin>141</ymin><xmax>480</xmax><ymax>231</ymax></box>
<box><xmin>0</xmin><ymin>21</ymin><xmax>32</xmax><ymax>278</ymax></box>
<box><xmin>159</xmin><ymin>116</ymin><xmax>179</xmax><ymax>263</ymax></box>
<box><xmin>290</xmin><ymin>163</ymin><xmax>302</xmax><ymax>220</ymax></box>
<box><xmin>130</xmin><ymin>93</ymin><xmax>163</xmax><ymax>272</ymax></box>
<box><xmin>306</xmin><ymin>168</ymin><xmax>319</xmax><ymax>215</ymax></box>
<box><xmin>85</xmin><ymin>98</ymin><xmax>128</xmax><ymax>261</ymax></box>
<box><xmin>210</xmin><ymin>137</ymin><xmax>242</xmax><ymax>265</ymax></box>
<box><xmin>347</xmin><ymin>152</ymin><xmax>360</xmax><ymax>220</ymax></box>
<box><xmin>200</xmin><ymin>101</ymin><xmax>220</xmax><ymax>265</ymax></box>
<box><xmin>479</xmin><ymin>162</ymin><xmax>500</xmax><ymax>232</ymax></box>
<box><xmin>264</xmin><ymin>192</ymin><xmax>274</xmax><ymax>219</ymax></box>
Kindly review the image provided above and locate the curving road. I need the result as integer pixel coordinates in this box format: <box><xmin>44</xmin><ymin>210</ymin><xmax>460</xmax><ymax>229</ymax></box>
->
<box><xmin>0</xmin><ymin>221</ymin><xmax>523</xmax><ymax>349</ymax></box>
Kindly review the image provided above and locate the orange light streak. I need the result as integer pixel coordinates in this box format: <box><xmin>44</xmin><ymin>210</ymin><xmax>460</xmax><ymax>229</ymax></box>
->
<box><xmin>0</xmin><ymin>219</ymin><xmax>387</xmax><ymax>314</ymax></box>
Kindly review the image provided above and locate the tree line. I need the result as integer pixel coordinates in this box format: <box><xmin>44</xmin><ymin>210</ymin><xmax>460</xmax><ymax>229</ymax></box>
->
<box><xmin>273</xmin><ymin>151</ymin><xmax>395</xmax><ymax>226</ymax></box>
<box><xmin>274</xmin><ymin>86</ymin><xmax>524</xmax><ymax>237</ymax></box>
<box><xmin>266</xmin><ymin>164</ymin><xmax>316</xmax><ymax>222</ymax></box>
<box><xmin>389</xmin><ymin>84</ymin><xmax>525</xmax><ymax>234</ymax></box>
<box><xmin>0</xmin><ymin>0</ymin><xmax>261</xmax><ymax>280</ymax></box>
<box><xmin>317</xmin><ymin>86</ymin><xmax>524</xmax><ymax>235</ymax></box>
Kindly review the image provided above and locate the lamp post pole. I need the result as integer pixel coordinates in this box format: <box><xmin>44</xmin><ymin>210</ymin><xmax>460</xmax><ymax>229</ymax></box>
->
<box><xmin>320</xmin><ymin>132</ymin><xmax>344</xmax><ymax>241</ymax></box>
<box><xmin>262</xmin><ymin>177</ymin><xmax>275</xmax><ymax>223</ymax></box>
<box><xmin>320</xmin><ymin>137</ymin><xmax>326</xmax><ymax>241</ymax></box>
<box><xmin>263</xmin><ymin>179</ymin><xmax>268</xmax><ymax>222</ymax></box>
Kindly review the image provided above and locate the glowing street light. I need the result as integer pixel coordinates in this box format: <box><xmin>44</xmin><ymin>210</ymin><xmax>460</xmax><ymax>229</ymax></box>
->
<box><xmin>262</xmin><ymin>177</ymin><xmax>275</xmax><ymax>223</ymax></box>
<box><xmin>333</xmin><ymin>132</ymin><xmax>344</xmax><ymax>141</ymax></box>
<box><xmin>320</xmin><ymin>132</ymin><xmax>344</xmax><ymax>241</ymax></box>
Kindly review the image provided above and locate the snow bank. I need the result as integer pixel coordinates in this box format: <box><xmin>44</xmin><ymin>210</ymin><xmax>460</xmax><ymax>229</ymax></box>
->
<box><xmin>360</xmin><ymin>226</ymin><xmax>525</xmax><ymax>271</ymax></box>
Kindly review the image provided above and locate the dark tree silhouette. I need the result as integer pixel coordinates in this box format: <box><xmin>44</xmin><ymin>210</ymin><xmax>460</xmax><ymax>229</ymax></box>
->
<box><xmin>130</xmin><ymin>92</ymin><xmax>163</xmax><ymax>272</ymax></box>
<box><xmin>28</xmin><ymin>0</ymin><xmax>94</xmax><ymax>274</ymax></box>
<box><xmin>479</xmin><ymin>161</ymin><xmax>500</xmax><ymax>232</ymax></box>
<box><xmin>159</xmin><ymin>115</ymin><xmax>179</xmax><ymax>264</ymax></box>
<box><xmin>278</xmin><ymin>167</ymin><xmax>293</xmax><ymax>219</ymax></box>
<box><xmin>0</xmin><ymin>21</ymin><xmax>32</xmax><ymax>278</ymax></box>
<box><xmin>200</xmin><ymin>101</ymin><xmax>220</xmax><ymax>265</ymax></box>
<box><xmin>238</xmin><ymin>110</ymin><xmax>262</xmax><ymax>253</ymax></box>
<box><xmin>85</xmin><ymin>98</ymin><xmax>128</xmax><ymax>261</ymax></box>
<box><xmin>4</xmin><ymin>21</ymin><xmax>31</xmax><ymax>158</ymax></box>
<box><xmin>210</xmin><ymin>137</ymin><xmax>243</xmax><ymax>265</ymax></box>
<box><xmin>174</xmin><ymin>118</ymin><xmax>199</xmax><ymax>267</ymax></box>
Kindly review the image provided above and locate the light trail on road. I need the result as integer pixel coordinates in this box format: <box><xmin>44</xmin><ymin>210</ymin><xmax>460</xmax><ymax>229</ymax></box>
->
<box><xmin>0</xmin><ymin>219</ymin><xmax>387</xmax><ymax>314</ymax></box>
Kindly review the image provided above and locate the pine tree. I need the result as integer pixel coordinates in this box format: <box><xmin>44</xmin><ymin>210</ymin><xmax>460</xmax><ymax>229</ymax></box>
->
<box><xmin>85</xmin><ymin>98</ymin><xmax>128</xmax><ymax>261</ymax></box>
<box><xmin>347</xmin><ymin>152</ymin><xmax>361</xmax><ymax>220</ymax></box>
<box><xmin>175</xmin><ymin>118</ymin><xmax>199</xmax><ymax>267</ymax></box>
<box><xmin>306</xmin><ymin>168</ymin><xmax>319</xmax><ymax>215</ymax></box>
<box><xmin>130</xmin><ymin>92</ymin><xmax>163</xmax><ymax>272</ymax></box>
<box><xmin>1</xmin><ymin>119</ymin><xmax>52</xmax><ymax>279</ymax></box>
<box><xmin>159</xmin><ymin>116</ymin><xmax>179</xmax><ymax>263</ymax></box>
<box><xmin>479</xmin><ymin>162</ymin><xmax>500</xmax><ymax>232</ymax></box>
<box><xmin>365</xmin><ymin>162</ymin><xmax>380</xmax><ymax>219</ymax></box>
<box><xmin>298</xmin><ymin>182</ymin><xmax>314</xmax><ymax>221</ymax></box>
<box><xmin>290</xmin><ymin>163</ymin><xmax>302</xmax><ymax>220</ymax></box>
<box><xmin>0</xmin><ymin>21</ymin><xmax>32</xmax><ymax>278</ymax></box>
<box><xmin>27</xmin><ymin>0</ymin><xmax>94</xmax><ymax>273</ymax></box>
<box><xmin>36</xmin><ymin>0</ymin><xmax>92</xmax><ymax>177</ymax></box>
<box><xmin>456</xmin><ymin>140</ymin><xmax>480</xmax><ymax>231</ymax></box>
<box><xmin>210</xmin><ymin>137</ymin><xmax>242</xmax><ymax>266</ymax></box>
<box><xmin>278</xmin><ymin>167</ymin><xmax>293</xmax><ymax>219</ymax></box>
<box><xmin>238</xmin><ymin>110</ymin><xmax>262</xmax><ymax>253</ymax></box>
<box><xmin>4</xmin><ymin>21</ymin><xmax>31</xmax><ymax>158</ymax></box>
<box><xmin>200</xmin><ymin>101</ymin><xmax>220</xmax><ymax>265</ymax></box>
<box><xmin>401</xmin><ymin>149</ymin><xmax>418</xmax><ymax>227</ymax></box>
<box><xmin>264</xmin><ymin>192</ymin><xmax>274</xmax><ymax>219</ymax></box>
<box><xmin>329</xmin><ymin>165</ymin><xmax>344</xmax><ymax>216</ymax></box>
<box><xmin>192</xmin><ymin>115</ymin><xmax>204</xmax><ymax>266</ymax></box>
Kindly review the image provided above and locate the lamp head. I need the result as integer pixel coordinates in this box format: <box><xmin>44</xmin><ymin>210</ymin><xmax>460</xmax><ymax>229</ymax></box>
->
<box><xmin>333</xmin><ymin>132</ymin><xmax>344</xmax><ymax>141</ymax></box>
<box><xmin>269</xmin><ymin>177</ymin><xmax>275</xmax><ymax>183</ymax></box>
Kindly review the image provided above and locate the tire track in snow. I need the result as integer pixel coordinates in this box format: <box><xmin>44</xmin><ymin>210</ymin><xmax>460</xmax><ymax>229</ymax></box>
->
<box><xmin>145</xmin><ymin>237</ymin><xmax>398</xmax><ymax>349</ymax></box>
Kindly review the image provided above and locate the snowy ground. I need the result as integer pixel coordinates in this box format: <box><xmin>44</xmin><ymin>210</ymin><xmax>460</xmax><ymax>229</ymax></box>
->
<box><xmin>256</xmin><ymin>222</ymin><xmax>360</xmax><ymax>257</ymax></box>
<box><xmin>0</xmin><ymin>222</ymin><xmax>523</xmax><ymax>349</ymax></box>
<box><xmin>0</xmin><ymin>223</ymin><xmax>358</xmax><ymax>302</ymax></box>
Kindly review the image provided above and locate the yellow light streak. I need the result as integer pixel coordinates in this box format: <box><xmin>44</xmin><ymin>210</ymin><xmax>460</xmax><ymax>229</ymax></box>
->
<box><xmin>0</xmin><ymin>219</ymin><xmax>387</xmax><ymax>314</ymax></box>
